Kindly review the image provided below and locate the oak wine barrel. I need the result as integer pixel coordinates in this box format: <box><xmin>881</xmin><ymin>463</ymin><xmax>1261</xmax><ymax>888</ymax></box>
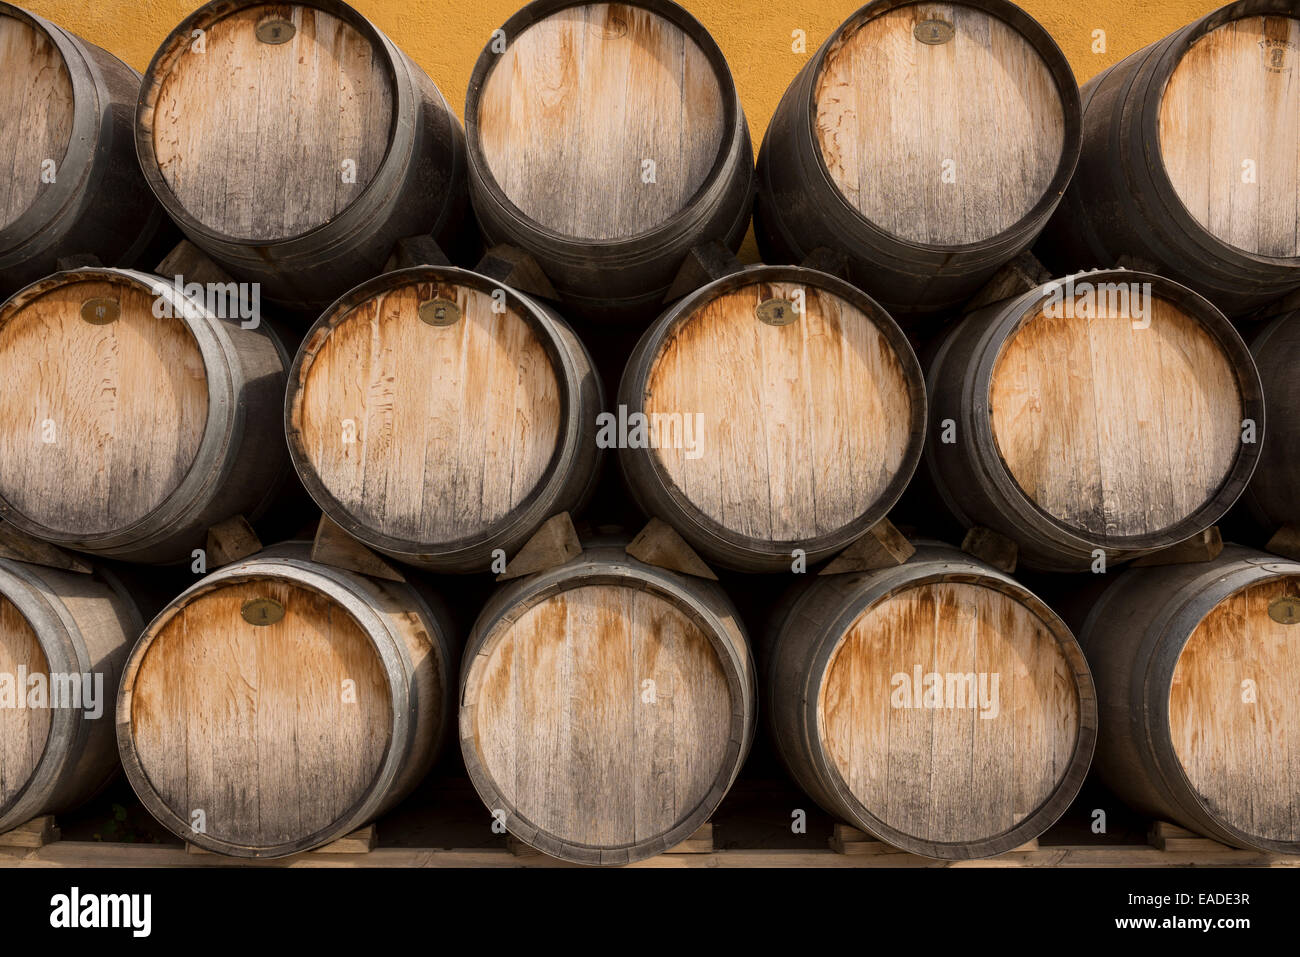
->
<box><xmin>924</xmin><ymin>270</ymin><xmax>1264</xmax><ymax>571</ymax></box>
<box><xmin>764</xmin><ymin>542</ymin><xmax>1095</xmax><ymax>859</ymax></box>
<box><xmin>0</xmin><ymin>2</ymin><xmax>171</xmax><ymax>294</ymax></box>
<box><xmin>1036</xmin><ymin>0</ymin><xmax>1300</xmax><ymax>317</ymax></box>
<box><xmin>618</xmin><ymin>265</ymin><xmax>926</xmax><ymax>572</ymax></box>
<box><xmin>285</xmin><ymin>265</ymin><xmax>603</xmax><ymax>573</ymax></box>
<box><xmin>460</xmin><ymin>541</ymin><xmax>755</xmax><ymax>864</ymax></box>
<box><xmin>465</xmin><ymin>0</ymin><xmax>754</xmax><ymax>322</ymax></box>
<box><xmin>116</xmin><ymin>543</ymin><xmax>456</xmax><ymax>858</ymax></box>
<box><xmin>1241</xmin><ymin>310</ymin><xmax>1300</xmax><ymax>533</ymax></box>
<box><xmin>0</xmin><ymin>557</ymin><xmax>141</xmax><ymax>834</ymax></box>
<box><xmin>0</xmin><ymin>268</ymin><xmax>292</xmax><ymax>564</ymax></box>
<box><xmin>135</xmin><ymin>0</ymin><xmax>470</xmax><ymax>309</ymax></box>
<box><xmin>1073</xmin><ymin>546</ymin><xmax>1300</xmax><ymax>853</ymax></box>
<box><xmin>755</xmin><ymin>0</ymin><xmax>1081</xmax><ymax>318</ymax></box>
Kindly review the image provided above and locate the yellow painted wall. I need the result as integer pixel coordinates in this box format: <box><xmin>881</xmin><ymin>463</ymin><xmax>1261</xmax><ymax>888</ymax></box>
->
<box><xmin>25</xmin><ymin>0</ymin><xmax>1225</xmax><ymax>136</ymax></box>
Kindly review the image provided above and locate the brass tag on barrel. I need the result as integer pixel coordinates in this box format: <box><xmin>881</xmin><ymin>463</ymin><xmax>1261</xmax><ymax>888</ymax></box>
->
<box><xmin>241</xmin><ymin>597</ymin><xmax>284</xmax><ymax>626</ymax></box>
<box><xmin>914</xmin><ymin>19</ymin><xmax>955</xmax><ymax>44</ymax></box>
<box><xmin>418</xmin><ymin>298</ymin><xmax>461</xmax><ymax>326</ymax></box>
<box><xmin>1268</xmin><ymin>595</ymin><xmax>1300</xmax><ymax>625</ymax></box>
<box><xmin>80</xmin><ymin>298</ymin><xmax>119</xmax><ymax>325</ymax></box>
<box><xmin>255</xmin><ymin>19</ymin><xmax>295</xmax><ymax>44</ymax></box>
<box><xmin>756</xmin><ymin>298</ymin><xmax>798</xmax><ymax>326</ymax></box>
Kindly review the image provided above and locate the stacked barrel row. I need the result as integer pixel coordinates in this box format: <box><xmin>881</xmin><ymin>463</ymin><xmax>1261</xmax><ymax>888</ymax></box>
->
<box><xmin>0</xmin><ymin>0</ymin><xmax>1298</xmax><ymax>866</ymax></box>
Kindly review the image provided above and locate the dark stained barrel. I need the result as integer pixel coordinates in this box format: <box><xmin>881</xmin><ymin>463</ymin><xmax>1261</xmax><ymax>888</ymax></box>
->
<box><xmin>1241</xmin><ymin>310</ymin><xmax>1300</xmax><ymax>532</ymax></box>
<box><xmin>0</xmin><ymin>557</ymin><xmax>141</xmax><ymax>834</ymax></box>
<box><xmin>764</xmin><ymin>541</ymin><xmax>1095</xmax><ymax>859</ymax></box>
<box><xmin>116</xmin><ymin>543</ymin><xmax>457</xmax><ymax>858</ymax></box>
<box><xmin>135</xmin><ymin>0</ymin><xmax>470</xmax><ymax>310</ymax></box>
<box><xmin>924</xmin><ymin>270</ymin><xmax>1264</xmax><ymax>571</ymax></box>
<box><xmin>0</xmin><ymin>268</ymin><xmax>291</xmax><ymax>563</ymax></box>
<box><xmin>618</xmin><ymin>265</ymin><xmax>926</xmax><ymax>572</ymax></box>
<box><xmin>464</xmin><ymin>0</ymin><xmax>754</xmax><ymax>323</ymax></box>
<box><xmin>0</xmin><ymin>2</ymin><xmax>170</xmax><ymax>295</ymax></box>
<box><xmin>1036</xmin><ymin>0</ymin><xmax>1300</xmax><ymax>317</ymax></box>
<box><xmin>1072</xmin><ymin>546</ymin><xmax>1300</xmax><ymax>853</ymax></box>
<box><xmin>285</xmin><ymin>266</ymin><xmax>603</xmax><ymax>573</ymax></box>
<box><xmin>755</xmin><ymin>0</ymin><xmax>1081</xmax><ymax>319</ymax></box>
<box><xmin>460</xmin><ymin>540</ymin><xmax>755</xmax><ymax>864</ymax></box>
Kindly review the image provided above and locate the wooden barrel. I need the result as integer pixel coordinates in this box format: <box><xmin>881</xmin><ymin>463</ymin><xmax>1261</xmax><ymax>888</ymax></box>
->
<box><xmin>1036</xmin><ymin>1</ymin><xmax>1300</xmax><ymax>317</ymax></box>
<box><xmin>0</xmin><ymin>2</ymin><xmax>170</xmax><ymax>294</ymax></box>
<box><xmin>1241</xmin><ymin>310</ymin><xmax>1299</xmax><ymax>532</ymax></box>
<box><xmin>1074</xmin><ymin>545</ymin><xmax>1300</xmax><ymax>853</ymax></box>
<box><xmin>618</xmin><ymin>265</ymin><xmax>926</xmax><ymax>572</ymax></box>
<box><xmin>754</xmin><ymin>0</ymin><xmax>1081</xmax><ymax>319</ymax></box>
<box><xmin>460</xmin><ymin>541</ymin><xmax>755</xmax><ymax>864</ymax></box>
<box><xmin>0</xmin><ymin>557</ymin><xmax>141</xmax><ymax>834</ymax></box>
<box><xmin>925</xmin><ymin>270</ymin><xmax>1264</xmax><ymax>571</ymax></box>
<box><xmin>285</xmin><ymin>266</ymin><xmax>603</xmax><ymax>572</ymax></box>
<box><xmin>116</xmin><ymin>543</ymin><xmax>456</xmax><ymax>858</ymax></box>
<box><xmin>764</xmin><ymin>542</ymin><xmax>1095</xmax><ymax>859</ymax></box>
<box><xmin>464</xmin><ymin>0</ymin><xmax>754</xmax><ymax>323</ymax></box>
<box><xmin>0</xmin><ymin>267</ymin><xmax>291</xmax><ymax>564</ymax></box>
<box><xmin>135</xmin><ymin>0</ymin><xmax>470</xmax><ymax>309</ymax></box>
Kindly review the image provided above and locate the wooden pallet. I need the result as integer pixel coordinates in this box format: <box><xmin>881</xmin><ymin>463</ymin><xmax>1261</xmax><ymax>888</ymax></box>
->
<box><xmin>2</xmin><ymin>821</ymin><xmax>1298</xmax><ymax>868</ymax></box>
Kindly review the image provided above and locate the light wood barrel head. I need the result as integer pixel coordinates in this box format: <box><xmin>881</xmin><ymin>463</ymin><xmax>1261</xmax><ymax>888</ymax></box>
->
<box><xmin>1159</xmin><ymin>15</ymin><xmax>1300</xmax><ymax>259</ymax></box>
<box><xmin>818</xmin><ymin>580</ymin><xmax>1081</xmax><ymax>846</ymax></box>
<box><xmin>148</xmin><ymin>3</ymin><xmax>394</xmax><ymax>242</ymax></box>
<box><xmin>0</xmin><ymin>595</ymin><xmax>51</xmax><ymax>814</ymax></box>
<box><xmin>127</xmin><ymin>577</ymin><xmax>393</xmax><ymax>850</ymax></box>
<box><xmin>0</xmin><ymin>13</ymin><xmax>74</xmax><ymax>232</ymax></box>
<box><xmin>1170</xmin><ymin>574</ymin><xmax>1300</xmax><ymax>846</ymax></box>
<box><xmin>467</xmin><ymin>582</ymin><xmax>735</xmax><ymax>855</ymax></box>
<box><xmin>476</xmin><ymin>2</ymin><xmax>726</xmax><ymax>241</ymax></box>
<box><xmin>989</xmin><ymin>293</ymin><xmax>1243</xmax><ymax>540</ymax></box>
<box><xmin>643</xmin><ymin>279</ymin><xmax>915</xmax><ymax>543</ymax></box>
<box><xmin>0</xmin><ymin>275</ymin><xmax>209</xmax><ymax>538</ymax></box>
<box><xmin>292</xmin><ymin>277</ymin><xmax>562</xmax><ymax>547</ymax></box>
<box><xmin>813</xmin><ymin>2</ymin><xmax>1065</xmax><ymax>245</ymax></box>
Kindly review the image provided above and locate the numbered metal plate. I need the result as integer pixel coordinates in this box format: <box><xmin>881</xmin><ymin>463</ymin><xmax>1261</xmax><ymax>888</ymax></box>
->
<box><xmin>756</xmin><ymin>298</ymin><xmax>799</xmax><ymax>326</ymax></box>
<box><xmin>1268</xmin><ymin>595</ymin><xmax>1300</xmax><ymax>625</ymax></box>
<box><xmin>80</xmin><ymin>298</ymin><xmax>119</xmax><ymax>325</ymax></box>
<box><xmin>915</xmin><ymin>19</ymin><xmax>955</xmax><ymax>45</ymax></box>
<box><xmin>241</xmin><ymin>597</ymin><xmax>285</xmax><ymax>626</ymax></box>
<box><xmin>256</xmin><ymin>19</ymin><xmax>295</xmax><ymax>44</ymax></box>
<box><xmin>418</xmin><ymin>298</ymin><xmax>461</xmax><ymax>326</ymax></box>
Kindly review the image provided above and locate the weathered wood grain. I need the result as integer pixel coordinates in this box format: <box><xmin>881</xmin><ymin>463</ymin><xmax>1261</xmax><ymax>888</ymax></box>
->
<box><xmin>0</xmin><ymin>275</ymin><xmax>208</xmax><ymax>537</ymax></box>
<box><xmin>129</xmin><ymin>579</ymin><xmax>391</xmax><ymax>849</ymax></box>
<box><xmin>1158</xmin><ymin>14</ymin><xmax>1300</xmax><ymax>258</ymax></box>
<box><xmin>0</xmin><ymin>13</ymin><xmax>74</xmax><ymax>231</ymax></box>
<box><xmin>151</xmin><ymin>4</ymin><xmax>394</xmax><ymax>241</ymax></box>
<box><xmin>814</xmin><ymin>2</ymin><xmax>1064</xmax><ymax>244</ymax></box>
<box><xmin>471</xmin><ymin>584</ymin><xmax>730</xmax><ymax>848</ymax></box>
<box><xmin>0</xmin><ymin>557</ymin><xmax>139</xmax><ymax>834</ymax></box>
<box><xmin>643</xmin><ymin>279</ymin><xmax>914</xmax><ymax>542</ymax></box>
<box><xmin>1170</xmin><ymin>575</ymin><xmax>1300</xmax><ymax>844</ymax></box>
<box><xmin>476</xmin><ymin>2</ymin><xmax>724</xmax><ymax>240</ymax></box>
<box><xmin>818</xmin><ymin>582</ymin><xmax>1079</xmax><ymax>845</ymax></box>
<box><xmin>294</xmin><ymin>279</ymin><xmax>561</xmax><ymax>543</ymax></box>
<box><xmin>0</xmin><ymin>597</ymin><xmax>50</xmax><ymax>814</ymax></box>
<box><xmin>118</xmin><ymin>545</ymin><xmax>455</xmax><ymax>857</ymax></box>
<box><xmin>988</xmin><ymin>294</ymin><xmax>1243</xmax><ymax>538</ymax></box>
